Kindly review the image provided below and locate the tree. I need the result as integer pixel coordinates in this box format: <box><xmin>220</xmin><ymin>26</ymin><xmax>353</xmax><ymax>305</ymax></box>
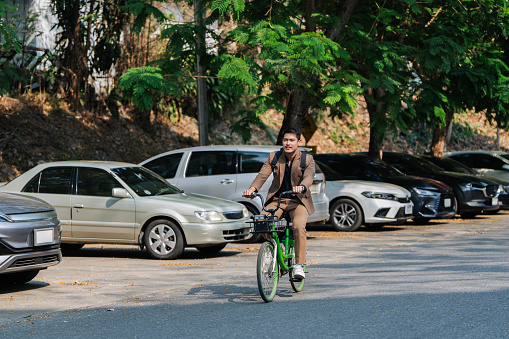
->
<box><xmin>214</xmin><ymin>0</ymin><xmax>362</xmax><ymax>143</ymax></box>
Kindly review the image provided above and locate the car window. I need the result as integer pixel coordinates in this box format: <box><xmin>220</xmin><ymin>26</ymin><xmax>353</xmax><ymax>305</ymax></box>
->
<box><xmin>23</xmin><ymin>167</ymin><xmax>73</xmax><ymax>194</ymax></box>
<box><xmin>142</xmin><ymin>153</ymin><xmax>183</xmax><ymax>179</ymax></box>
<box><xmin>476</xmin><ymin>154</ymin><xmax>506</xmax><ymax>169</ymax></box>
<box><xmin>112</xmin><ymin>166</ymin><xmax>182</xmax><ymax>196</ymax></box>
<box><xmin>185</xmin><ymin>151</ymin><xmax>235</xmax><ymax>177</ymax></box>
<box><xmin>448</xmin><ymin>154</ymin><xmax>474</xmax><ymax>167</ymax></box>
<box><xmin>76</xmin><ymin>168</ymin><xmax>122</xmax><ymax>197</ymax></box>
<box><xmin>238</xmin><ymin>152</ymin><xmax>267</xmax><ymax>174</ymax></box>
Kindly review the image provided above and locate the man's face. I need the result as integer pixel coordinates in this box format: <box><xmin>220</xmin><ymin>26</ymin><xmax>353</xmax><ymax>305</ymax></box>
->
<box><xmin>282</xmin><ymin>132</ymin><xmax>302</xmax><ymax>156</ymax></box>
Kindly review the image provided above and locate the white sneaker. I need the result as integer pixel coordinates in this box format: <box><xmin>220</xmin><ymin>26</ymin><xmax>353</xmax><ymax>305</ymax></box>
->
<box><xmin>293</xmin><ymin>264</ymin><xmax>305</xmax><ymax>280</ymax></box>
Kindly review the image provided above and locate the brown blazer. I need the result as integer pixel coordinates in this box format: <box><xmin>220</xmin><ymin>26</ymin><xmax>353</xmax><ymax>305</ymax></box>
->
<box><xmin>250</xmin><ymin>149</ymin><xmax>315</xmax><ymax>215</ymax></box>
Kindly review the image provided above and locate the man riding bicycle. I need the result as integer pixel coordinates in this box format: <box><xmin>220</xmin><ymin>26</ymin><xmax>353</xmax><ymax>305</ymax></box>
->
<box><xmin>243</xmin><ymin>127</ymin><xmax>315</xmax><ymax>280</ymax></box>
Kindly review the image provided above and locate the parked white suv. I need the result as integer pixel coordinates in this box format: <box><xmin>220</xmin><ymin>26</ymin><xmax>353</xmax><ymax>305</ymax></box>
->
<box><xmin>139</xmin><ymin>145</ymin><xmax>329</xmax><ymax>229</ymax></box>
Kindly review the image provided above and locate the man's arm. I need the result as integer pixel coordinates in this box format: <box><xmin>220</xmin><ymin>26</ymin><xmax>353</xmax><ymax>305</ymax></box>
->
<box><xmin>244</xmin><ymin>153</ymin><xmax>274</xmax><ymax>197</ymax></box>
<box><xmin>299</xmin><ymin>154</ymin><xmax>315</xmax><ymax>192</ymax></box>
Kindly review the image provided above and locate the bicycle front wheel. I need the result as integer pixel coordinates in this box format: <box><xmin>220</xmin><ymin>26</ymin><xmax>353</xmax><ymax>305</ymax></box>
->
<box><xmin>257</xmin><ymin>241</ymin><xmax>279</xmax><ymax>302</ymax></box>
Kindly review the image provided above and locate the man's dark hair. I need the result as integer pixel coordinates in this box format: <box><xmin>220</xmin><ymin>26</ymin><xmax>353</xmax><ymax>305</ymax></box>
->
<box><xmin>282</xmin><ymin>127</ymin><xmax>302</xmax><ymax>140</ymax></box>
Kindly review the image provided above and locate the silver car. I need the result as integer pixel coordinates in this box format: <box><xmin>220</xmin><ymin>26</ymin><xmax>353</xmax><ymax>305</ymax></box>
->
<box><xmin>0</xmin><ymin>193</ymin><xmax>62</xmax><ymax>285</ymax></box>
<box><xmin>0</xmin><ymin>161</ymin><xmax>250</xmax><ymax>260</ymax></box>
<box><xmin>444</xmin><ymin>150</ymin><xmax>509</xmax><ymax>182</ymax></box>
<box><xmin>139</xmin><ymin>145</ymin><xmax>330</xmax><ymax>222</ymax></box>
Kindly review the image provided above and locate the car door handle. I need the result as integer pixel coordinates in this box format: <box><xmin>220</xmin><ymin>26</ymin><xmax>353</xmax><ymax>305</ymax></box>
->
<box><xmin>73</xmin><ymin>204</ymin><xmax>84</xmax><ymax>209</ymax></box>
<box><xmin>220</xmin><ymin>179</ymin><xmax>234</xmax><ymax>184</ymax></box>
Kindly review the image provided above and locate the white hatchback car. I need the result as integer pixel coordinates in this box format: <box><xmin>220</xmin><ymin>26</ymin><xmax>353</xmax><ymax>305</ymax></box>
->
<box><xmin>139</xmin><ymin>145</ymin><xmax>330</xmax><ymax>224</ymax></box>
<box><xmin>0</xmin><ymin>161</ymin><xmax>250</xmax><ymax>259</ymax></box>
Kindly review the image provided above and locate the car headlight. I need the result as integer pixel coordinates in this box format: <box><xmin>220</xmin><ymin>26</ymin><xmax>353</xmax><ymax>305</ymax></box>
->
<box><xmin>361</xmin><ymin>191</ymin><xmax>398</xmax><ymax>201</ymax></box>
<box><xmin>195</xmin><ymin>211</ymin><xmax>224</xmax><ymax>221</ymax></box>
<box><xmin>242</xmin><ymin>206</ymin><xmax>249</xmax><ymax>218</ymax></box>
<box><xmin>412</xmin><ymin>188</ymin><xmax>437</xmax><ymax>196</ymax></box>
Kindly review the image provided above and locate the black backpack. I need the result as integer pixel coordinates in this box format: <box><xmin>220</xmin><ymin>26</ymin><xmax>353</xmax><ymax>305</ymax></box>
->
<box><xmin>270</xmin><ymin>148</ymin><xmax>308</xmax><ymax>173</ymax></box>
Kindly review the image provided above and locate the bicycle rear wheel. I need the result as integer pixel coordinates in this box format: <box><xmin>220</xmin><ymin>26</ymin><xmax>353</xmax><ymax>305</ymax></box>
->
<box><xmin>257</xmin><ymin>241</ymin><xmax>279</xmax><ymax>302</ymax></box>
<box><xmin>288</xmin><ymin>246</ymin><xmax>305</xmax><ymax>292</ymax></box>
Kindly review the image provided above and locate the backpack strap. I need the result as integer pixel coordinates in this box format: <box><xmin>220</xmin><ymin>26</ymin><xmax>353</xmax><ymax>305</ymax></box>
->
<box><xmin>300</xmin><ymin>152</ymin><xmax>308</xmax><ymax>173</ymax></box>
<box><xmin>270</xmin><ymin>148</ymin><xmax>284</xmax><ymax>171</ymax></box>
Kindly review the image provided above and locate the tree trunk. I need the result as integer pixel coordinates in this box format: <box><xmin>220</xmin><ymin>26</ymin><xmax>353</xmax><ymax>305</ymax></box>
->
<box><xmin>365</xmin><ymin>88</ymin><xmax>385</xmax><ymax>160</ymax></box>
<box><xmin>430</xmin><ymin>107</ymin><xmax>454</xmax><ymax>157</ymax></box>
<box><xmin>277</xmin><ymin>89</ymin><xmax>313</xmax><ymax>144</ymax></box>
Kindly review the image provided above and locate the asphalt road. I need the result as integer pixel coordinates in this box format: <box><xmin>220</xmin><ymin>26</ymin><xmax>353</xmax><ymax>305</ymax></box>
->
<box><xmin>1</xmin><ymin>213</ymin><xmax>509</xmax><ymax>338</ymax></box>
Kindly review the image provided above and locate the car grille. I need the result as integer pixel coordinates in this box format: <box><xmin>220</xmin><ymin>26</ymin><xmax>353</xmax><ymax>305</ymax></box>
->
<box><xmin>222</xmin><ymin>211</ymin><xmax>244</xmax><ymax>220</ymax></box>
<box><xmin>395</xmin><ymin>207</ymin><xmax>408</xmax><ymax>218</ymax></box>
<box><xmin>8</xmin><ymin>254</ymin><xmax>60</xmax><ymax>268</ymax></box>
<box><xmin>438</xmin><ymin>194</ymin><xmax>455</xmax><ymax>212</ymax></box>
<box><xmin>223</xmin><ymin>229</ymin><xmax>248</xmax><ymax>240</ymax></box>
<box><xmin>486</xmin><ymin>185</ymin><xmax>499</xmax><ymax>197</ymax></box>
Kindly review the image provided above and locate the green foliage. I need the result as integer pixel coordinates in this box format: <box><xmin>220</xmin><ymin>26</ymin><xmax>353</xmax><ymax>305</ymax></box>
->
<box><xmin>119</xmin><ymin>66</ymin><xmax>174</xmax><ymax>112</ymax></box>
<box><xmin>0</xmin><ymin>1</ymin><xmax>22</xmax><ymax>53</ymax></box>
<box><xmin>122</xmin><ymin>0</ymin><xmax>167</xmax><ymax>34</ymax></box>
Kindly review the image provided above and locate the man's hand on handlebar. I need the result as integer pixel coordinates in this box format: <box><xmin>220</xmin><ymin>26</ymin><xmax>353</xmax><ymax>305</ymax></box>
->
<box><xmin>243</xmin><ymin>187</ymin><xmax>257</xmax><ymax>198</ymax></box>
<box><xmin>292</xmin><ymin>185</ymin><xmax>306</xmax><ymax>194</ymax></box>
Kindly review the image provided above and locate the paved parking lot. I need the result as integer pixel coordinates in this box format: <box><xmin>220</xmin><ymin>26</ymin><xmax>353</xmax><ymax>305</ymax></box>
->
<box><xmin>1</xmin><ymin>212</ymin><xmax>509</xmax><ymax>336</ymax></box>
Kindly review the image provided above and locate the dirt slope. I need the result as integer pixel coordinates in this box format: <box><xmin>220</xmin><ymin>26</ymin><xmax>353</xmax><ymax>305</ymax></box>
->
<box><xmin>1</xmin><ymin>93</ymin><xmax>509</xmax><ymax>182</ymax></box>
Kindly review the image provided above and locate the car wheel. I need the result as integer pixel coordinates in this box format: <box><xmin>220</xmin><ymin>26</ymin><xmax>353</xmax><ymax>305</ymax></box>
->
<box><xmin>0</xmin><ymin>270</ymin><xmax>40</xmax><ymax>285</ymax></box>
<box><xmin>60</xmin><ymin>243</ymin><xmax>85</xmax><ymax>252</ymax></box>
<box><xmin>195</xmin><ymin>243</ymin><xmax>227</xmax><ymax>254</ymax></box>
<box><xmin>144</xmin><ymin>219</ymin><xmax>184</xmax><ymax>260</ymax></box>
<box><xmin>241</xmin><ymin>204</ymin><xmax>264</xmax><ymax>243</ymax></box>
<box><xmin>329</xmin><ymin>198</ymin><xmax>363</xmax><ymax>232</ymax></box>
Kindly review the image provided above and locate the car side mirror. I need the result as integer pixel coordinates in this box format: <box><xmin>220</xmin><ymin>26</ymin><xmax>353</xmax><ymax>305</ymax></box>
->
<box><xmin>112</xmin><ymin>188</ymin><xmax>132</xmax><ymax>198</ymax></box>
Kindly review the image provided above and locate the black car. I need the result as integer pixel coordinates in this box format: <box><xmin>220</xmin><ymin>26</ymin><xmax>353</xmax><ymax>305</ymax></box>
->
<box><xmin>377</xmin><ymin>152</ymin><xmax>502</xmax><ymax>218</ymax></box>
<box><xmin>423</xmin><ymin>155</ymin><xmax>509</xmax><ymax>211</ymax></box>
<box><xmin>313</xmin><ymin>153</ymin><xmax>456</xmax><ymax>222</ymax></box>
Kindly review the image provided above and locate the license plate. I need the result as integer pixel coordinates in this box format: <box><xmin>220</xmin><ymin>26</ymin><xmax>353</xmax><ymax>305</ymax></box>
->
<box><xmin>492</xmin><ymin>197</ymin><xmax>499</xmax><ymax>206</ymax></box>
<box><xmin>34</xmin><ymin>228</ymin><xmax>54</xmax><ymax>246</ymax></box>
<box><xmin>444</xmin><ymin>198</ymin><xmax>451</xmax><ymax>208</ymax></box>
<box><xmin>405</xmin><ymin>204</ymin><xmax>413</xmax><ymax>215</ymax></box>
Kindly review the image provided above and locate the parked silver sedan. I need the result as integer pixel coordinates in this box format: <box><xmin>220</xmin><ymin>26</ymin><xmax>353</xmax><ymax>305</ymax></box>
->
<box><xmin>0</xmin><ymin>161</ymin><xmax>250</xmax><ymax>260</ymax></box>
<box><xmin>0</xmin><ymin>193</ymin><xmax>61</xmax><ymax>285</ymax></box>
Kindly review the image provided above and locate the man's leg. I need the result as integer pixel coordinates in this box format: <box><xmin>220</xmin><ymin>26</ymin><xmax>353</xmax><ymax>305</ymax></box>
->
<box><xmin>288</xmin><ymin>202</ymin><xmax>308</xmax><ymax>265</ymax></box>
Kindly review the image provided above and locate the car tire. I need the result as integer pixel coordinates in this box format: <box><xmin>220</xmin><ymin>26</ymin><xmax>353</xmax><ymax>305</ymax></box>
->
<box><xmin>329</xmin><ymin>198</ymin><xmax>363</xmax><ymax>232</ymax></box>
<box><xmin>0</xmin><ymin>270</ymin><xmax>40</xmax><ymax>285</ymax></box>
<box><xmin>241</xmin><ymin>204</ymin><xmax>264</xmax><ymax>243</ymax></box>
<box><xmin>195</xmin><ymin>243</ymin><xmax>227</xmax><ymax>254</ymax></box>
<box><xmin>144</xmin><ymin>219</ymin><xmax>184</xmax><ymax>260</ymax></box>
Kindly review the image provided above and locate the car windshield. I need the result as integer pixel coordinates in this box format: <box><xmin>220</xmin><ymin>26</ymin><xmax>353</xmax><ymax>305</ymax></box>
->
<box><xmin>359</xmin><ymin>158</ymin><xmax>403</xmax><ymax>177</ymax></box>
<box><xmin>112</xmin><ymin>167</ymin><xmax>182</xmax><ymax>197</ymax></box>
<box><xmin>431</xmin><ymin>158</ymin><xmax>478</xmax><ymax>175</ymax></box>
<box><xmin>499</xmin><ymin>153</ymin><xmax>509</xmax><ymax>161</ymax></box>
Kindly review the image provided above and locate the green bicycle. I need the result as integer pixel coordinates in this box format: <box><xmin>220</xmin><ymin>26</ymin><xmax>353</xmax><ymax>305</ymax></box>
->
<box><xmin>246</xmin><ymin>191</ymin><xmax>306</xmax><ymax>302</ymax></box>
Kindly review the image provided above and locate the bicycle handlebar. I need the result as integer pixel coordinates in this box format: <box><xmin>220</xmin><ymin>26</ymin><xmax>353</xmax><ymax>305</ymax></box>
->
<box><xmin>242</xmin><ymin>190</ymin><xmax>296</xmax><ymax>215</ymax></box>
